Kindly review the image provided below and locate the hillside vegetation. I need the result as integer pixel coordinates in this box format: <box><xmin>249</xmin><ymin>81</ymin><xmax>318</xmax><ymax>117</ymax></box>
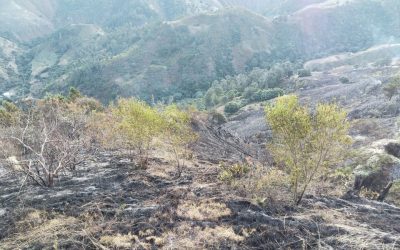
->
<box><xmin>1</xmin><ymin>1</ymin><xmax>400</xmax><ymax>249</ymax></box>
<box><xmin>1</xmin><ymin>0</ymin><xmax>400</xmax><ymax>103</ymax></box>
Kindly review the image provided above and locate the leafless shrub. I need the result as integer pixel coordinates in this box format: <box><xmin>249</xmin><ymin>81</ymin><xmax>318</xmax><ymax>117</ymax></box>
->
<box><xmin>0</xmin><ymin>97</ymin><xmax>93</xmax><ymax>187</ymax></box>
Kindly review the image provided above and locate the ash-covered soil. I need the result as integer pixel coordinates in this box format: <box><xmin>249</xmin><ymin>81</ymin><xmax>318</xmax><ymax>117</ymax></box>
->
<box><xmin>1</xmin><ymin>147</ymin><xmax>399</xmax><ymax>249</ymax></box>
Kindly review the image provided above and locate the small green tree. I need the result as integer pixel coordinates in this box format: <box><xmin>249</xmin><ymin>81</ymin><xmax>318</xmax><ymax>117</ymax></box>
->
<box><xmin>111</xmin><ymin>98</ymin><xmax>164</xmax><ymax>167</ymax></box>
<box><xmin>265</xmin><ymin>95</ymin><xmax>352</xmax><ymax>205</ymax></box>
<box><xmin>224</xmin><ymin>101</ymin><xmax>241</xmax><ymax>114</ymax></box>
<box><xmin>162</xmin><ymin>105</ymin><xmax>197</xmax><ymax>177</ymax></box>
<box><xmin>339</xmin><ymin>77</ymin><xmax>350</xmax><ymax>84</ymax></box>
<box><xmin>0</xmin><ymin>101</ymin><xmax>20</xmax><ymax>127</ymax></box>
<box><xmin>68</xmin><ymin>87</ymin><xmax>82</xmax><ymax>102</ymax></box>
<box><xmin>204</xmin><ymin>90</ymin><xmax>217</xmax><ymax>108</ymax></box>
<box><xmin>383</xmin><ymin>75</ymin><xmax>400</xmax><ymax>100</ymax></box>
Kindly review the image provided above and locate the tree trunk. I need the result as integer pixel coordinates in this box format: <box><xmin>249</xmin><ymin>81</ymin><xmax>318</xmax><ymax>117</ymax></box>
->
<box><xmin>296</xmin><ymin>188</ymin><xmax>306</xmax><ymax>206</ymax></box>
<box><xmin>48</xmin><ymin>172</ymin><xmax>54</xmax><ymax>187</ymax></box>
<box><xmin>377</xmin><ymin>182</ymin><xmax>393</xmax><ymax>202</ymax></box>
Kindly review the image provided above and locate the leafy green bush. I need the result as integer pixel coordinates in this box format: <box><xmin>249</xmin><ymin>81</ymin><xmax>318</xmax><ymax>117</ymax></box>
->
<box><xmin>111</xmin><ymin>98</ymin><xmax>166</xmax><ymax>167</ymax></box>
<box><xmin>224</xmin><ymin>101</ymin><xmax>241</xmax><ymax>114</ymax></box>
<box><xmin>266</xmin><ymin>95</ymin><xmax>352</xmax><ymax>205</ymax></box>
<box><xmin>218</xmin><ymin>163</ymin><xmax>250</xmax><ymax>183</ymax></box>
<box><xmin>161</xmin><ymin>104</ymin><xmax>198</xmax><ymax>176</ymax></box>
<box><xmin>209</xmin><ymin>111</ymin><xmax>228</xmax><ymax>125</ymax></box>
<box><xmin>383</xmin><ymin>75</ymin><xmax>400</xmax><ymax>100</ymax></box>
<box><xmin>339</xmin><ymin>77</ymin><xmax>350</xmax><ymax>84</ymax></box>
<box><xmin>0</xmin><ymin>101</ymin><xmax>19</xmax><ymax>127</ymax></box>
<box><xmin>200</xmin><ymin>62</ymin><xmax>299</xmax><ymax>110</ymax></box>
<box><xmin>250</xmin><ymin>88</ymin><xmax>284</xmax><ymax>102</ymax></box>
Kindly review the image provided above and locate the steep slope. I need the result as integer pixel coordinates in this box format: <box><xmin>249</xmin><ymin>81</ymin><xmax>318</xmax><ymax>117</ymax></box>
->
<box><xmin>29</xmin><ymin>24</ymin><xmax>105</xmax><ymax>78</ymax></box>
<box><xmin>290</xmin><ymin>0</ymin><xmax>398</xmax><ymax>57</ymax></box>
<box><xmin>0</xmin><ymin>37</ymin><xmax>23</xmax><ymax>99</ymax></box>
<box><xmin>2</xmin><ymin>0</ymin><xmax>400</xmax><ymax>103</ymax></box>
<box><xmin>0</xmin><ymin>0</ymin><xmax>56</xmax><ymax>41</ymax></box>
<box><xmin>60</xmin><ymin>0</ymin><xmax>400</xmax><ymax>102</ymax></box>
<box><xmin>305</xmin><ymin>43</ymin><xmax>400</xmax><ymax>71</ymax></box>
<box><xmin>0</xmin><ymin>0</ymin><xmax>213</xmax><ymax>42</ymax></box>
<box><xmin>60</xmin><ymin>9</ymin><xmax>280</xmax><ymax>102</ymax></box>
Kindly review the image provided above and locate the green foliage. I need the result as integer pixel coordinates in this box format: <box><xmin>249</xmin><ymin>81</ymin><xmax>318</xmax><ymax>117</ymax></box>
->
<box><xmin>95</xmin><ymin>99</ymin><xmax>196</xmax><ymax>170</ymax></box>
<box><xmin>209</xmin><ymin>111</ymin><xmax>228</xmax><ymax>125</ymax></box>
<box><xmin>202</xmin><ymin>62</ymin><xmax>297</xmax><ymax>110</ymax></box>
<box><xmin>224</xmin><ymin>101</ymin><xmax>241</xmax><ymax>114</ymax></box>
<box><xmin>161</xmin><ymin>104</ymin><xmax>197</xmax><ymax>175</ymax></box>
<box><xmin>339</xmin><ymin>77</ymin><xmax>350</xmax><ymax>84</ymax></box>
<box><xmin>249</xmin><ymin>88</ymin><xmax>284</xmax><ymax>102</ymax></box>
<box><xmin>265</xmin><ymin>95</ymin><xmax>352</xmax><ymax>205</ymax></box>
<box><xmin>111</xmin><ymin>98</ymin><xmax>165</xmax><ymax>167</ymax></box>
<box><xmin>383</xmin><ymin>75</ymin><xmax>400</xmax><ymax>100</ymax></box>
<box><xmin>204</xmin><ymin>90</ymin><xmax>218</xmax><ymax>108</ymax></box>
<box><xmin>68</xmin><ymin>87</ymin><xmax>82</xmax><ymax>102</ymax></box>
<box><xmin>0</xmin><ymin>101</ymin><xmax>20</xmax><ymax>127</ymax></box>
<box><xmin>218</xmin><ymin>163</ymin><xmax>250</xmax><ymax>184</ymax></box>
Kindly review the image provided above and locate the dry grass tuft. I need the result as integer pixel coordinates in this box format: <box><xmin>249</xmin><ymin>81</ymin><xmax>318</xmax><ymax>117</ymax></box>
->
<box><xmin>176</xmin><ymin>199</ymin><xmax>231</xmax><ymax>221</ymax></box>
<box><xmin>231</xmin><ymin>165</ymin><xmax>292</xmax><ymax>206</ymax></box>
<box><xmin>99</xmin><ymin>233</ymin><xmax>139</xmax><ymax>248</ymax></box>
<box><xmin>1</xmin><ymin>212</ymin><xmax>80</xmax><ymax>249</ymax></box>
<box><xmin>154</xmin><ymin>223</ymin><xmax>244</xmax><ymax>249</ymax></box>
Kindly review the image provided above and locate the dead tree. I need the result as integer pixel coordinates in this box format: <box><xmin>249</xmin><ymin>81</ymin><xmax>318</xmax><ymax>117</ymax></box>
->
<box><xmin>1</xmin><ymin>99</ymin><xmax>90</xmax><ymax>187</ymax></box>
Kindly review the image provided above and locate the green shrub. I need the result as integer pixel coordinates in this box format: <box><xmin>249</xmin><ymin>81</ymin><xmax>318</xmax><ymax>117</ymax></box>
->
<box><xmin>383</xmin><ymin>75</ymin><xmax>400</xmax><ymax>100</ymax></box>
<box><xmin>111</xmin><ymin>98</ymin><xmax>166</xmax><ymax>167</ymax></box>
<box><xmin>209</xmin><ymin>111</ymin><xmax>228</xmax><ymax>125</ymax></box>
<box><xmin>218</xmin><ymin>163</ymin><xmax>250</xmax><ymax>183</ymax></box>
<box><xmin>224</xmin><ymin>101</ymin><xmax>241</xmax><ymax>114</ymax></box>
<box><xmin>298</xmin><ymin>69</ymin><xmax>311</xmax><ymax>77</ymax></box>
<box><xmin>0</xmin><ymin>101</ymin><xmax>19</xmax><ymax>127</ymax></box>
<box><xmin>243</xmin><ymin>86</ymin><xmax>258</xmax><ymax>99</ymax></box>
<box><xmin>339</xmin><ymin>77</ymin><xmax>350</xmax><ymax>84</ymax></box>
<box><xmin>260</xmin><ymin>88</ymin><xmax>284</xmax><ymax>101</ymax></box>
<box><xmin>266</xmin><ymin>95</ymin><xmax>352</xmax><ymax>205</ymax></box>
<box><xmin>249</xmin><ymin>88</ymin><xmax>284</xmax><ymax>102</ymax></box>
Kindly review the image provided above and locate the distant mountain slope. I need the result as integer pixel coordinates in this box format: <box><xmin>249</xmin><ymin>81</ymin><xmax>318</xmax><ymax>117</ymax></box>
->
<box><xmin>305</xmin><ymin>43</ymin><xmax>400</xmax><ymax>71</ymax></box>
<box><xmin>62</xmin><ymin>8</ymin><xmax>278</xmax><ymax>102</ymax></box>
<box><xmin>1</xmin><ymin>0</ymin><xmax>400</xmax><ymax>103</ymax></box>
<box><xmin>0</xmin><ymin>0</ymin><xmax>56</xmax><ymax>41</ymax></box>
<box><xmin>0</xmin><ymin>37</ymin><xmax>22</xmax><ymax>98</ymax></box>
<box><xmin>291</xmin><ymin>0</ymin><xmax>396</xmax><ymax>57</ymax></box>
<box><xmin>0</xmin><ymin>0</ymin><xmax>334</xmax><ymax>42</ymax></box>
<box><xmin>0</xmin><ymin>0</ymin><xmax>210</xmax><ymax>42</ymax></box>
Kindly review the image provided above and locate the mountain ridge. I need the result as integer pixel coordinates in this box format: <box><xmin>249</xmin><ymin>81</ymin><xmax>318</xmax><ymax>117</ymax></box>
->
<box><xmin>0</xmin><ymin>0</ymin><xmax>400</xmax><ymax>103</ymax></box>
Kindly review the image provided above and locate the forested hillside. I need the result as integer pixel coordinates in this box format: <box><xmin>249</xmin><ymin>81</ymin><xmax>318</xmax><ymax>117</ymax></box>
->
<box><xmin>0</xmin><ymin>0</ymin><xmax>399</xmax><ymax>103</ymax></box>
